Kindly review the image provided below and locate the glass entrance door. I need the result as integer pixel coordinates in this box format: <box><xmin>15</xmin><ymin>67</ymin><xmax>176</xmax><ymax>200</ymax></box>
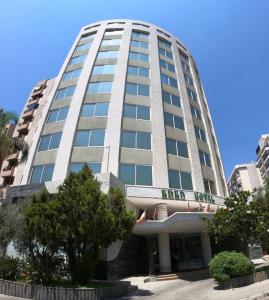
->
<box><xmin>170</xmin><ymin>234</ymin><xmax>204</xmax><ymax>271</ymax></box>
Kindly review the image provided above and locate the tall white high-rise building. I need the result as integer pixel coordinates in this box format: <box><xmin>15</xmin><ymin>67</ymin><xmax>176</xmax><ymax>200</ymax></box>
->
<box><xmin>2</xmin><ymin>20</ymin><xmax>228</xmax><ymax>277</ymax></box>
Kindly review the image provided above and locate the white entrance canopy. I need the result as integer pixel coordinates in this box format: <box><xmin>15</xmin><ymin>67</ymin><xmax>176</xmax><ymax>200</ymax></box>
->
<box><xmin>134</xmin><ymin>212</ymin><xmax>214</xmax><ymax>235</ymax></box>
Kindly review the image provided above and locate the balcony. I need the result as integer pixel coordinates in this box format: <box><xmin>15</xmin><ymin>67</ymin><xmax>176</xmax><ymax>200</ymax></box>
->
<box><xmin>22</xmin><ymin>109</ymin><xmax>35</xmax><ymax>121</ymax></box>
<box><xmin>6</xmin><ymin>152</ymin><xmax>19</xmax><ymax>162</ymax></box>
<box><xmin>17</xmin><ymin>122</ymin><xmax>30</xmax><ymax>134</ymax></box>
<box><xmin>1</xmin><ymin>167</ymin><xmax>15</xmax><ymax>178</ymax></box>
<box><xmin>32</xmin><ymin>89</ymin><xmax>43</xmax><ymax>98</ymax></box>
<box><xmin>28</xmin><ymin>98</ymin><xmax>39</xmax><ymax>105</ymax></box>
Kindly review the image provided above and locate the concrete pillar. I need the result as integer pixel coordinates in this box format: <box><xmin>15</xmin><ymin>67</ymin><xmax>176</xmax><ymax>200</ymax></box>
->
<box><xmin>156</xmin><ymin>204</ymin><xmax>171</xmax><ymax>273</ymax></box>
<box><xmin>201</xmin><ymin>232</ymin><xmax>212</xmax><ymax>266</ymax></box>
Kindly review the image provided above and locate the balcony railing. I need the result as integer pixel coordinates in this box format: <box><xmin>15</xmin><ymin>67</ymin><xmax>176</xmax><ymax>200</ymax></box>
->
<box><xmin>22</xmin><ymin>109</ymin><xmax>34</xmax><ymax>120</ymax></box>
<box><xmin>17</xmin><ymin>122</ymin><xmax>30</xmax><ymax>134</ymax></box>
<box><xmin>32</xmin><ymin>89</ymin><xmax>43</xmax><ymax>98</ymax></box>
<box><xmin>6</xmin><ymin>152</ymin><xmax>19</xmax><ymax>162</ymax></box>
<box><xmin>1</xmin><ymin>167</ymin><xmax>15</xmax><ymax>178</ymax></box>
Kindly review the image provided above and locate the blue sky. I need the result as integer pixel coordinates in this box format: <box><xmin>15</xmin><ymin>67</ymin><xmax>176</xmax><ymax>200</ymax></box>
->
<box><xmin>0</xmin><ymin>0</ymin><xmax>268</xmax><ymax>178</ymax></box>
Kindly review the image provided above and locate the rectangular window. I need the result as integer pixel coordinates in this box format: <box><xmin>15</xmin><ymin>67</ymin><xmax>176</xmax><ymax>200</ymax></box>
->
<box><xmin>30</xmin><ymin>164</ymin><xmax>54</xmax><ymax>183</ymax></box>
<box><xmin>81</xmin><ymin>103</ymin><xmax>109</xmax><ymax>117</ymax></box>
<box><xmin>162</xmin><ymin>90</ymin><xmax>181</xmax><ymax>107</ymax></box>
<box><xmin>47</xmin><ymin>107</ymin><xmax>69</xmax><ymax>123</ymax></box>
<box><xmin>104</xmin><ymin>29</ymin><xmax>123</xmax><ymax>36</ymax></box>
<box><xmin>184</xmin><ymin>73</ymin><xmax>194</xmax><ymax>86</ymax></box>
<box><xmin>199</xmin><ymin>150</ymin><xmax>211</xmax><ymax>167</ymax></box>
<box><xmin>158</xmin><ymin>47</ymin><xmax>173</xmax><ymax>59</ymax></box>
<box><xmin>70</xmin><ymin>162</ymin><xmax>101</xmax><ymax>174</ymax></box>
<box><xmin>166</xmin><ymin>138</ymin><xmax>188</xmax><ymax>158</ymax></box>
<box><xmin>80</xmin><ymin>32</ymin><xmax>95</xmax><ymax>42</ymax></box>
<box><xmin>87</xmin><ymin>82</ymin><xmax>112</xmax><ymax>94</ymax></box>
<box><xmin>187</xmin><ymin>88</ymin><xmax>197</xmax><ymax>101</ymax></box>
<box><xmin>129</xmin><ymin>51</ymin><xmax>149</xmax><ymax>62</ymax></box>
<box><xmin>126</xmin><ymin>82</ymin><xmax>149</xmax><ymax>96</ymax></box>
<box><xmin>204</xmin><ymin>179</ymin><xmax>216</xmax><ymax>194</ymax></box>
<box><xmin>168</xmin><ymin>169</ymin><xmax>193</xmax><ymax>190</ymax></box>
<box><xmin>181</xmin><ymin>59</ymin><xmax>190</xmax><ymax>73</ymax></box>
<box><xmin>131</xmin><ymin>31</ymin><xmax>149</xmax><ymax>39</ymax></box>
<box><xmin>190</xmin><ymin>105</ymin><xmax>201</xmax><ymax>120</ymax></box>
<box><xmin>101</xmin><ymin>39</ymin><xmax>121</xmax><ymax>46</ymax></box>
<box><xmin>158</xmin><ymin>39</ymin><xmax>172</xmax><ymax>49</ymax></box>
<box><xmin>75</xmin><ymin>43</ymin><xmax>91</xmax><ymax>53</ymax></box>
<box><xmin>38</xmin><ymin>132</ymin><xmax>62</xmax><ymax>151</ymax></box>
<box><xmin>92</xmin><ymin>65</ymin><xmax>116</xmax><ymax>75</ymax></box>
<box><xmin>70</xmin><ymin>55</ymin><xmax>86</xmax><ymax>65</ymax></box>
<box><xmin>74</xmin><ymin>129</ymin><xmax>105</xmax><ymax>147</ymax></box>
<box><xmin>123</xmin><ymin>104</ymin><xmax>150</xmax><ymax>120</ymax></box>
<box><xmin>161</xmin><ymin>73</ymin><xmax>178</xmax><ymax>88</ymax></box>
<box><xmin>127</xmin><ymin>65</ymin><xmax>149</xmax><ymax>77</ymax></box>
<box><xmin>164</xmin><ymin>112</ymin><xmax>184</xmax><ymax>130</ymax></box>
<box><xmin>194</xmin><ymin>125</ymin><xmax>206</xmax><ymax>142</ymax></box>
<box><xmin>130</xmin><ymin>40</ymin><xmax>149</xmax><ymax>49</ymax></box>
<box><xmin>159</xmin><ymin>59</ymin><xmax>175</xmax><ymax>72</ymax></box>
<box><xmin>119</xmin><ymin>164</ymin><xmax>152</xmax><ymax>186</ymax></box>
<box><xmin>63</xmin><ymin>68</ymin><xmax>81</xmax><ymax>81</ymax></box>
<box><xmin>121</xmin><ymin>130</ymin><xmax>151</xmax><ymax>150</ymax></box>
<box><xmin>97</xmin><ymin>51</ymin><xmax>118</xmax><ymax>59</ymax></box>
<box><xmin>55</xmin><ymin>86</ymin><xmax>76</xmax><ymax>100</ymax></box>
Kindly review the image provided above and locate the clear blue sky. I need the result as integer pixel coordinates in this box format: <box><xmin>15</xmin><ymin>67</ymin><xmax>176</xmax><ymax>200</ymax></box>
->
<box><xmin>0</xmin><ymin>0</ymin><xmax>268</xmax><ymax>178</ymax></box>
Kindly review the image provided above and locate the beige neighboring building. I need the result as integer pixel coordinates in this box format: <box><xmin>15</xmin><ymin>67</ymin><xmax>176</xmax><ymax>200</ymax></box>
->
<box><xmin>256</xmin><ymin>134</ymin><xmax>269</xmax><ymax>184</ymax></box>
<box><xmin>228</xmin><ymin>162</ymin><xmax>263</xmax><ymax>194</ymax></box>
<box><xmin>0</xmin><ymin>79</ymin><xmax>55</xmax><ymax>190</ymax></box>
<box><xmin>4</xmin><ymin>19</ymin><xmax>228</xmax><ymax>278</ymax></box>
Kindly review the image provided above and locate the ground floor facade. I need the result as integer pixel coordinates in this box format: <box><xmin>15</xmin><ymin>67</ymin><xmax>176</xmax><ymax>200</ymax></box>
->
<box><xmin>4</xmin><ymin>172</ymin><xmax>225</xmax><ymax>278</ymax></box>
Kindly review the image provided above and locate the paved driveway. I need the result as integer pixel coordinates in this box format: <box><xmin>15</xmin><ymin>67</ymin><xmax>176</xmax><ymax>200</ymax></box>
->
<box><xmin>0</xmin><ymin>295</ymin><xmax>26</xmax><ymax>300</ymax></box>
<box><xmin>118</xmin><ymin>270</ymin><xmax>269</xmax><ymax>300</ymax></box>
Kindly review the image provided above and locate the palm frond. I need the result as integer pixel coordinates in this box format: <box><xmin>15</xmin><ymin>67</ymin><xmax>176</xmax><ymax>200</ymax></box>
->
<box><xmin>12</xmin><ymin>137</ymin><xmax>29</xmax><ymax>162</ymax></box>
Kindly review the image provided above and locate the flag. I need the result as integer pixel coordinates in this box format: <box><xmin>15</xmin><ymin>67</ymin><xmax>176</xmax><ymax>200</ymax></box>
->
<box><xmin>199</xmin><ymin>202</ymin><xmax>205</xmax><ymax>212</ymax></box>
<box><xmin>152</xmin><ymin>208</ymin><xmax>157</xmax><ymax>220</ymax></box>
<box><xmin>136</xmin><ymin>209</ymin><xmax>146</xmax><ymax>224</ymax></box>
<box><xmin>203</xmin><ymin>204</ymin><xmax>210</xmax><ymax>212</ymax></box>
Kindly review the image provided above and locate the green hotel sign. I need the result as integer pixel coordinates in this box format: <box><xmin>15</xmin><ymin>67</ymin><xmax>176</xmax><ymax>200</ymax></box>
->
<box><xmin>161</xmin><ymin>189</ymin><xmax>215</xmax><ymax>204</ymax></box>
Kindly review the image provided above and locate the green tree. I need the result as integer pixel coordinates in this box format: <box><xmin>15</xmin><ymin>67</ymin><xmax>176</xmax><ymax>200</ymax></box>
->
<box><xmin>0</xmin><ymin>109</ymin><xmax>29</xmax><ymax>167</ymax></box>
<box><xmin>206</xmin><ymin>191</ymin><xmax>263</xmax><ymax>252</ymax></box>
<box><xmin>0</xmin><ymin>202</ymin><xmax>24</xmax><ymax>255</ymax></box>
<box><xmin>251</xmin><ymin>179</ymin><xmax>269</xmax><ymax>252</ymax></box>
<box><xmin>15</xmin><ymin>189</ymin><xmax>64</xmax><ymax>284</ymax></box>
<box><xmin>16</xmin><ymin>165</ymin><xmax>135</xmax><ymax>284</ymax></box>
<box><xmin>56</xmin><ymin>165</ymin><xmax>135</xmax><ymax>283</ymax></box>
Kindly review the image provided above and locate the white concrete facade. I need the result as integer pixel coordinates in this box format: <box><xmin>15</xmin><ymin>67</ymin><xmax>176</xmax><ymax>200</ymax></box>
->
<box><xmin>256</xmin><ymin>134</ymin><xmax>269</xmax><ymax>184</ymax></box>
<box><xmin>7</xmin><ymin>19</ymin><xmax>228</xmax><ymax>274</ymax></box>
<box><xmin>228</xmin><ymin>162</ymin><xmax>263</xmax><ymax>193</ymax></box>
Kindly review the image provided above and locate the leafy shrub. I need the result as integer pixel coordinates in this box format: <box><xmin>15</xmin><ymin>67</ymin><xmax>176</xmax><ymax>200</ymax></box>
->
<box><xmin>0</xmin><ymin>256</ymin><xmax>20</xmax><ymax>280</ymax></box>
<box><xmin>209</xmin><ymin>251</ymin><xmax>254</xmax><ymax>282</ymax></box>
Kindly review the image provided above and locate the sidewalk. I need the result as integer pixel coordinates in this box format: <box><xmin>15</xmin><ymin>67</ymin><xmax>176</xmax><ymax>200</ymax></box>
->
<box><xmin>120</xmin><ymin>274</ymin><xmax>269</xmax><ymax>300</ymax></box>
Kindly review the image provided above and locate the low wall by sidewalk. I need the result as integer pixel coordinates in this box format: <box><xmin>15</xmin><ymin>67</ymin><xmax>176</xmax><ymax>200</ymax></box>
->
<box><xmin>220</xmin><ymin>269</ymin><xmax>269</xmax><ymax>289</ymax></box>
<box><xmin>0</xmin><ymin>279</ymin><xmax>136</xmax><ymax>300</ymax></box>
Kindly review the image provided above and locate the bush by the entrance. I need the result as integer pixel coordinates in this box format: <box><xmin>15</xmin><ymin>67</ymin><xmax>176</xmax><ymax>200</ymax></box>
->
<box><xmin>209</xmin><ymin>251</ymin><xmax>254</xmax><ymax>282</ymax></box>
<box><xmin>0</xmin><ymin>256</ymin><xmax>20</xmax><ymax>280</ymax></box>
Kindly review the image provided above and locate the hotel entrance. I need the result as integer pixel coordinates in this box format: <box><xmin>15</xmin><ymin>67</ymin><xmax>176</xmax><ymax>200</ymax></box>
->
<box><xmin>170</xmin><ymin>234</ymin><xmax>204</xmax><ymax>271</ymax></box>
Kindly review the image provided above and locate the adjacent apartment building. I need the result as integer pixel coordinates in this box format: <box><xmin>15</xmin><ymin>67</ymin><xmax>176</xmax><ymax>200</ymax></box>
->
<box><xmin>1</xmin><ymin>19</ymin><xmax>228</xmax><ymax>277</ymax></box>
<box><xmin>228</xmin><ymin>162</ymin><xmax>263</xmax><ymax>193</ymax></box>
